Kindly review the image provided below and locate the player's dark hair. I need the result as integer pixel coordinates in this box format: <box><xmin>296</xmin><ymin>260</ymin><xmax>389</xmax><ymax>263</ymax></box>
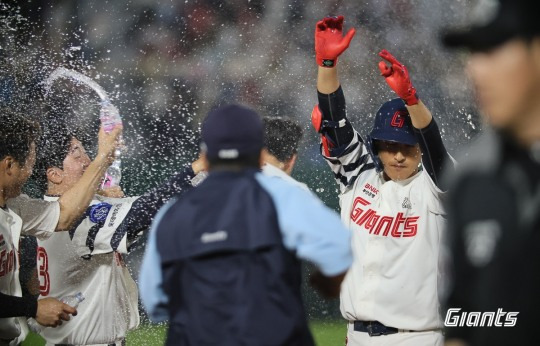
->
<box><xmin>32</xmin><ymin>112</ymin><xmax>75</xmax><ymax>193</ymax></box>
<box><xmin>263</xmin><ymin>117</ymin><xmax>303</xmax><ymax>162</ymax></box>
<box><xmin>0</xmin><ymin>107</ymin><xmax>40</xmax><ymax>165</ymax></box>
<box><xmin>207</xmin><ymin>153</ymin><xmax>261</xmax><ymax>171</ymax></box>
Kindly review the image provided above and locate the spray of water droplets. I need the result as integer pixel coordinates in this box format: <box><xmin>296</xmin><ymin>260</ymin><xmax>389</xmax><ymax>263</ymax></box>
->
<box><xmin>1</xmin><ymin>0</ymin><xmax>484</xmax><ymax>339</ymax></box>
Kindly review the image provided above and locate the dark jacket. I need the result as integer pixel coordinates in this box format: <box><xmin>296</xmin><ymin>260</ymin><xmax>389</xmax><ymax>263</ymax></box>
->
<box><xmin>444</xmin><ymin>130</ymin><xmax>540</xmax><ymax>345</ymax></box>
<box><xmin>156</xmin><ymin>170</ymin><xmax>314</xmax><ymax>346</ymax></box>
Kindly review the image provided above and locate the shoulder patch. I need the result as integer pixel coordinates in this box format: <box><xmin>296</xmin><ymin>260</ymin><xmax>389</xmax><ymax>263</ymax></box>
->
<box><xmin>88</xmin><ymin>202</ymin><xmax>112</xmax><ymax>224</ymax></box>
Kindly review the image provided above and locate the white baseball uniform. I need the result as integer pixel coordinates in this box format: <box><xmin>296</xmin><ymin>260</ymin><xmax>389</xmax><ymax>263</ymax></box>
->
<box><xmin>324</xmin><ymin>132</ymin><xmax>445</xmax><ymax>345</ymax></box>
<box><xmin>36</xmin><ymin>195</ymin><xmax>140</xmax><ymax>346</ymax></box>
<box><xmin>1</xmin><ymin>195</ymin><xmax>59</xmax><ymax>345</ymax></box>
<box><xmin>0</xmin><ymin>207</ymin><xmax>24</xmax><ymax>345</ymax></box>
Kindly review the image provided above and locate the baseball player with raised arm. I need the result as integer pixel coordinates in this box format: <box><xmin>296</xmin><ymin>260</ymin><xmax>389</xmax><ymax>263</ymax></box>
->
<box><xmin>312</xmin><ymin>16</ymin><xmax>453</xmax><ymax>345</ymax></box>
<box><xmin>0</xmin><ymin>109</ymin><xmax>121</xmax><ymax>345</ymax></box>
<box><xmin>33</xmin><ymin>119</ymin><xmax>202</xmax><ymax>346</ymax></box>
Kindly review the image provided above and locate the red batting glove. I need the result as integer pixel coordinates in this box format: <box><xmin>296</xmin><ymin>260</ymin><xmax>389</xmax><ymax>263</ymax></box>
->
<box><xmin>378</xmin><ymin>49</ymin><xmax>419</xmax><ymax>105</ymax></box>
<box><xmin>311</xmin><ymin>105</ymin><xmax>334</xmax><ymax>157</ymax></box>
<box><xmin>315</xmin><ymin>16</ymin><xmax>356</xmax><ymax>68</ymax></box>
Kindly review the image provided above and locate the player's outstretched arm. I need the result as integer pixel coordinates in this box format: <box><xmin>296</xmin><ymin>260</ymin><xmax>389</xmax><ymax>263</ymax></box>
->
<box><xmin>378</xmin><ymin>49</ymin><xmax>453</xmax><ymax>186</ymax></box>
<box><xmin>377</xmin><ymin>49</ymin><xmax>432</xmax><ymax>128</ymax></box>
<box><xmin>8</xmin><ymin>125</ymin><xmax>122</xmax><ymax>236</ymax></box>
<box><xmin>312</xmin><ymin>16</ymin><xmax>379</xmax><ymax>191</ymax></box>
<box><xmin>55</xmin><ymin>125</ymin><xmax>122</xmax><ymax>231</ymax></box>
<box><xmin>313</xmin><ymin>16</ymin><xmax>356</xmax><ymax>157</ymax></box>
<box><xmin>315</xmin><ymin>16</ymin><xmax>355</xmax><ymax>94</ymax></box>
<box><xmin>106</xmin><ymin>156</ymin><xmax>203</xmax><ymax>253</ymax></box>
<box><xmin>67</xmin><ymin>156</ymin><xmax>203</xmax><ymax>259</ymax></box>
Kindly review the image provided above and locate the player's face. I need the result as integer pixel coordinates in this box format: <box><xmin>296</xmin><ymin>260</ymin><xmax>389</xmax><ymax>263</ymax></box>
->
<box><xmin>468</xmin><ymin>38</ymin><xmax>540</xmax><ymax>130</ymax></box>
<box><xmin>5</xmin><ymin>142</ymin><xmax>36</xmax><ymax>199</ymax></box>
<box><xmin>376</xmin><ymin>141</ymin><xmax>421</xmax><ymax>181</ymax></box>
<box><xmin>60</xmin><ymin>138</ymin><xmax>91</xmax><ymax>190</ymax></box>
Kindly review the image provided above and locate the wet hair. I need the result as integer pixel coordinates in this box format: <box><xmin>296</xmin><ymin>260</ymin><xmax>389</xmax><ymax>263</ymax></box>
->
<box><xmin>0</xmin><ymin>107</ymin><xmax>40</xmax><ymax>165</ymax></box>
<box><xmin>32</xmin><ymin>113</ymin><xmax>75</xmax><ymax>193</ymax></box>
<box><xmin>263</xmin><ymin>117</ymin><xmax>303</xmax><ymax>163</ymax></box>
<box><xmin>207</xmin><ymin>153</ymin><xmax>261</xmax><ymax>171</ymax></box>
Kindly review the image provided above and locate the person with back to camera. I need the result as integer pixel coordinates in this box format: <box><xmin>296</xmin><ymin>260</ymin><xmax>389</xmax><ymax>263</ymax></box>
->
<box><xmin>140</xmin><ymin>104</ymin><xmax>353</xmax><ymax>346</ymax></box>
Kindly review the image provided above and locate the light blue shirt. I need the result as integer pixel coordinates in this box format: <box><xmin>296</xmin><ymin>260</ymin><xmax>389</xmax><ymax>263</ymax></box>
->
<box><xmin>139</xmin><ymin>172</ymin><xmax>352</xmax><ymax>322</ymax></box>
<box><xmin>139</xmin><ymin>200</ymin><xmax>175</xmax><ymax>322</ymax></box>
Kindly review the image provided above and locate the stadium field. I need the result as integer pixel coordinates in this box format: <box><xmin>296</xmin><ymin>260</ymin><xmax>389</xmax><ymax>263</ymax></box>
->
<box><xmin>22</xmin><ymin>319</ymin><xmax>346</xmax><ymax>346</ymax></box>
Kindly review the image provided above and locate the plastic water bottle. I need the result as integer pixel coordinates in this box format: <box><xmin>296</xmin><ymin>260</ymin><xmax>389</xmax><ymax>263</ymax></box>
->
<box><xmin>99</xmin><ymin>100</ymin><xmax>123</xmax><ymax>188</ymax></box>
<box><xmin>101</xmin><ymin>160</ymin><xmax>122</xmax><ymax>189</ymax></box>
<box><xmin>28</xmin><ymin>292</ymin><xmax>85</xmax><ymax>333</ymax></box>
<box><xmin>99</xmin><ymin>101</ymin><xmax>122</xmax><ymax>133</ymax></box>
<box><xmin>60</xmin><ymin>292</ymin><xmax>85</xmax><ymax>308</ymax></box>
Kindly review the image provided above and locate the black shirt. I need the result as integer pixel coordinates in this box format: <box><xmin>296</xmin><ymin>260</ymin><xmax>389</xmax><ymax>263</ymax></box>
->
<box><xmin>445</xmin><ymin>130</ymin><xmax>540</xmax><ymax>345</ymax></box>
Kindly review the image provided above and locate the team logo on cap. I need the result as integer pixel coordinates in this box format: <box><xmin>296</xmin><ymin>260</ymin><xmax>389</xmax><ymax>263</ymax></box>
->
<box><xmin>88</xmin><ymin>202</ymin><xmax>112</xmax><ymax>224</ymax></box>
<box><xmin>390</xmin><ymin>110</ymin><xmax>408</xmax><ymax>128</ymax></box>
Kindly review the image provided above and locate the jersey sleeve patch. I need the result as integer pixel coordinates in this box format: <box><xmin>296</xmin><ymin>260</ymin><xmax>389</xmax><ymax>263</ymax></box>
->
<box><xmin>88</xmin><ymin>202</ymin><xmax>112</xmax><ymax>224</ymax></box>
<box><xmin>71</xmin><ymin>200</ymin><xmax>136</xmax><ymax>258</ymax></box>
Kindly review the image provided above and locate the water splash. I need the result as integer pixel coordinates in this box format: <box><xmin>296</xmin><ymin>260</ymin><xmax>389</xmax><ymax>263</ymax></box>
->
<box><xmin>44</xmin><ymin>67</ymin><xmax>109</xmax><ymax>102</ymax></box>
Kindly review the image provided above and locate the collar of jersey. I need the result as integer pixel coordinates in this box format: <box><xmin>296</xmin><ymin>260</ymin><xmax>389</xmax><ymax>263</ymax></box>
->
<box><xmin>379</xmin><ymin>170</ymin><xmax>422</xmax><ymax>186</ymax></box>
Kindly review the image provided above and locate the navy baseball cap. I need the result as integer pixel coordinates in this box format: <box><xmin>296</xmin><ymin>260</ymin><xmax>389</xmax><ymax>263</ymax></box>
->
<box><xmin>201</xmin><ymin>104</ymin><xmax>264</xmax><ymax>159</ymax></box>
<box><xmin>369</xmin><ymin>98</ymin><xmax>417</xmax><ymax>146</ymax></box>
<box><xmin>443</xmin><ymin>0</ymin><xmax>540</xmax><ymax>52</ymax></box>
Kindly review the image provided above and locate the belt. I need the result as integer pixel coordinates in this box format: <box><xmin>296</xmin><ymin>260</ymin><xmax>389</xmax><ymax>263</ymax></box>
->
<box><xmin>54</xmin><ymin>339</ymin><xmax>125</xmax><ymax>346</ymax></box>
<box><xmin>353</xmin><ymin>321</ymin><xmax>399</xmax><ymax>336</ymax></box>
<box><xmin>352</xmin><ymin>321</ymin><xmax>442</xmax><ymax>337</ymax></box>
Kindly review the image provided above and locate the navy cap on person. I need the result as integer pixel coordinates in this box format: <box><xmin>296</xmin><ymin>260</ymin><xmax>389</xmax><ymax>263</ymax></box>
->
<box><xmin>201</xmin><ymin>104</ymin><xmax>264</xmax><ymax>160</ymax></box>
<box><xmin>443</xmin><ymin>0</ymin><xmax>540</xmax><ymax>52</ymax></box>
<box><xmin>369</xmin><ymin>98</ymin><xmax>417</xmax><ymax>146</ymax></box>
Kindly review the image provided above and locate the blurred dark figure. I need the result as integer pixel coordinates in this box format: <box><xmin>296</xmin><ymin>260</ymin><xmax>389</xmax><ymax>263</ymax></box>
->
<box><xmin>442</xmin><ymin>0</ymin><xmax>540</xmax><ymax>345</ymax></box>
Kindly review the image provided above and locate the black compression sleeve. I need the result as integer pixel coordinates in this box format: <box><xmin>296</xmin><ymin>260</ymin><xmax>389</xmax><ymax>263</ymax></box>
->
<box><xmin>124</xmin><ymin>166</ymin><xmax>195</xmax><ymax>243</ymax></box>
<box><xmin>0</xmin><ymin>292</ymin><xmax>38</xmax><ymax>318</ymax></box>
<box><xmin>414</xmin><ymin>118</ymin><xmax>452</xmax><ymax>189</ymax></box>
<box><xmin>317</xmin><ymin>86</ymin><xmax>355</xmax><ymax>147</ymax></box>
